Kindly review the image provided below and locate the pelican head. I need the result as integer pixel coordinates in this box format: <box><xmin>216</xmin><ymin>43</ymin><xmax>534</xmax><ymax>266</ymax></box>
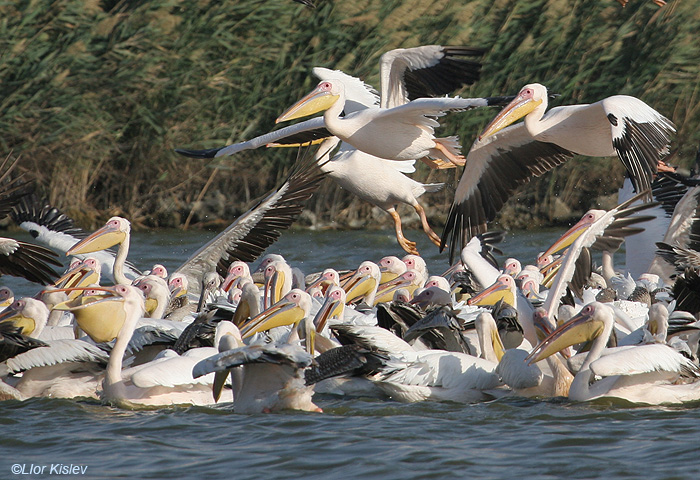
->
<box><xmin>313</xmin><ymin>285</ymin><xmax>346</xmax><ymax>333</ymax></box>
<box><xmin>0</xmin><ymin>297</ymin><xmax>49</xmax><ymax>337</ymax></box>
<box><xmin>468</xmin><ymin>274</ymin><xmax>516</xmax><ymax>307</ymax></box>
<box><xmin>378</xmin><ymin>256</ymin><xmax>407</xmax><ymax>283</ymax></box>
<box><xmin>538</xmin><ymin>210</ymin><xmax>606</xmax><ymax>260</ymax></box>
<box><xmin>55</xmin><ymin>257</ymin><xmax>101</xmax><ymax>296</ymax></box>
<box><xmin>480</xmin><ymin>83</ymin><xmax>547</xmax><ymax>139</ymax></box>
<box><xmin>240</xmin><ymin>289</ymin><xmax>312</xmax><ymax>339</ymax></box>
<box><xmin>527</xmin><ymin>302</ymin><xmax>610</xmax><ymax>365</ymax></box>
<box><xmin>276</xmin><ymin>80</ymin><xmax>341</xmax><ymax>123</ymax></box>
<box><xmin>342</xmin><ymin>261</ymin><xmax>380</xmax><ymax>304</ymax></box>
<box><xmin>222</xmin><ymin>261</ymin><xmax>251</xmax><ymax>292</ymax></box>
<box><xmin>410</xmin><ymin>286</ymin><xmax>452</xmax><ymax>309</ymax></box>
<box><xmin>0</xmin><ymin>287</ymin><xmax>14</xmax><ymax>308</ymax></box>
<box><xmin>133</xmin><ymin>275</ymin><xmax>170</xmax><ymax>317</ymax></box>
<box><xmin>67</xmin><ymin>216</ymin><xmax>130</xmax><ymax>255</ymax></box>
<box><xmin>305</xmin><ymin>268</ymin><xmax>340</xmax><ymax>296</ymax></box>
<box><xmin>52</xmin><ymin>284</ymin><xmax>145</xmax><ymax>343</ymax></box>
<box><xmin>168</xmin><ymin>273</ymin><xmax>189</xmax><ymax>298</ymax></box>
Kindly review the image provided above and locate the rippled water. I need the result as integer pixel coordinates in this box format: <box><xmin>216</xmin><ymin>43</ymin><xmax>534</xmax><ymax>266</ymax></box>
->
<box><xmin>2</xmin><ymin>228</ymin><xmax>700</xmax><ymax>479</ymax></box>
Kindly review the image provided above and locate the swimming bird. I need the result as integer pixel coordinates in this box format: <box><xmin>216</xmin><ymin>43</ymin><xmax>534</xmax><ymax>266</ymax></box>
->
<box><xmin>441</xmin><ymin>83</ymin><xmax>674</xmax><ymax>261</ymax></box>
<box><xmin>528</xmin><ymin>302</ymin><xmax>700</xmax><ymax>405</ymax></box>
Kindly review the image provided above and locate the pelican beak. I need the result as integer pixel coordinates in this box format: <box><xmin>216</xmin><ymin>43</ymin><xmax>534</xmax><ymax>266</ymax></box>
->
<box><xmin>342</xmin><ymin>273</ymin><xmax>377</xmax><ymax>304</ymax></box>
<box><xmin>144</xmin><ymin>298</ymin><xmax>159</xmax><ymax>316</ymax></box>
<box><xmin>276</xmin><ymin>86</ymin><xmax>340</xmax><ymax>123</ymax></box>
<box><xmin>212</xmin><ymin>371</ymin><xmax>230</xmax><ymax>403</ymax></box>
<box><xmin>0</xmin><ymin>307</ymin><xmax>36</xmax><ymax>336</ymax></box>
<box><xmin>313</xmin><ymin>296</ymin><xmax>344</xmax><ymax>333</ymax></box>
<box><xmin>491</xmin><ymin>325</ymin><xmax>506</xmax><ymax>362</ymax></box>
<box><xmin>267</xmin><ymin>138</ymin><xmax>329</xmax><ymax>148</ymax></box>
<box><xmin>526</xmin><ymin>307</ymin><xmax>605</xmax><ymax>364</ymax></box>
<box><xmin>67</xmin><ymin>224</ymin><xmax>126</xmax><ymax>255</ymax></box>
<box><xmin>479</xmin><ymin>93</ymin><xmax>542</xmax><ymax>140</ymax></box>
<box><xmin>374</xmin><ymin>276</ymin><xmax>413</xmax><ymax>305</ymax></box>
<box><xmin>541</xmin><ymin>259</ymin><xmax>563</xmax><ymax>288</ymax></box>
<box><xmin>0</xmin><ymin>298</ymin><xmax>12</xmax><ymax>308</ymax></box>
<box><xmin>264</xmin><ymin>269</ymin><xmax>286</xmax><ymax>308</ymax></box>
<box><xmin>54</xmin><ymin>267</ymin><xmax>99</xmax><ymax>298</ymax></box>
<box><xmin>221</xmin><ymin>273</ymin><xmax>237</xmax><ymax>293</ymax></box>
<box><xmin>468</xmin><ymin>280</ymin><xmax>514</xmax><ymax>307</ymax></box>
<box><xmin>52</xmin><ymin>287</ymin><xmax>127</xmax><ymax>343</ymax></box>
<box><xmin>539</xmin><ymin>216</ymin><xmax>593</xmax><ymax>259</ymax></box>
<box><xmin>240</xmin><ymin>300</ymin><xmax>305</xmax><ymax>339</ymax></box>
<box><xmin>305</xmin><ymin>276</ymin><xmax>333</xmax><ymax>296</ymax></box>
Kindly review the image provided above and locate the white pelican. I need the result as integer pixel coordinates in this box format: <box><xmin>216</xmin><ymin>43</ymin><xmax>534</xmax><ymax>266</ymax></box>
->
<box><xmin>53</xmin><ymin>284</ymin><xmax>230</xmax><ymax>406</ymax></box>
<box><xmin>528</xmin><ymin>302</ymin><xmax>700</xmax><ymax>405</ymax></box>
<box><xmin>193</xmin><ymin>330</ymin><xmax>321</xmax><ymax>413</ymax></box>
<box><xmin>176</xmin><ymin>46</ymin><xmax>498</xmax><ymax>253</ymax></box>
<box><xmin>441</xmin><ymin>83</ymin><xmax>675</xmax><ymax>260</ymax></box>
<box><xmin>275</xmin><ymin>77</ymin><xmax>504</xmax><ymax>168</ymax></box>
<box><xmin>66</xmin><ymin>216</ymin><xmax>132</xmax><ymax>285</ymax></box>
<box><xmin>133</xmin><ymin>275</ymin><xmax>171</xmax><ymax>319</ymax></box>
<box><xmin>342</xmin><ymin>261</ymin><xmax>381</xmax><ymax>306</ymax></box>
<box><xmin>11</xmin><ymin>194</ymin><xmax>140</xmax><ymax>282</ymax></box>
<box><xmin>538</xmin><ymin>190</ymin><xmax>656</xmax><ymax>321</ymax></box>
<box><xmin>468</xmin><ymin>274</ymin><xmax>537</xmax><ymax>346</ymax></box>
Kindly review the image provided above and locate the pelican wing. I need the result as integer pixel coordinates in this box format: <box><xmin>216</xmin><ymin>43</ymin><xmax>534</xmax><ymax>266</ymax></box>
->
<box><xmin>441</xmin><ymin>124</ymin><xmax>574</xmax><ymax>261</ymax></box>
<box><xmin>0</xmin><ymin>237</ymin><xmax>62</xmax><ymax>285</ymax></box>
<box><xmin>0</xmin><ymin>322</ymin><xmax>48</xmax><ymax>364</ymax></box>
<box><xmin>174</xmin><ymin>149</ymin><xmax>327</xmax><ymax>292</ymax></box>
<box><xmin>590</xmin><ymin>343</ymin><xmax>700</xmax><ymax>378</ymax></box>
<box><xmin>175</xmin><ymin>117</ymin><xmax>330</xmax><ymax>159</ymax></box>
<box><xmin>379</xmin><ymin>46</ymin><xmax>484</xmax><ymax>109</ymax></box>
<box><xmin>0</xmin><ymin>339</ymin><xmax>108</xmax><ymax>376</ymax></box>
<box><xmin>375</xmin><ymin>96</ymin><xmax>498</xmax><ymax>124</ymax></box>
<box><xmin>192</xmin><ymin>342</ymin><xmax>312</xmax><ymax>378</ymax></box>
<box><xmin>603</xmin><ymin>95</ymin><xmax>675</xmax><ymax>196</ymax></box>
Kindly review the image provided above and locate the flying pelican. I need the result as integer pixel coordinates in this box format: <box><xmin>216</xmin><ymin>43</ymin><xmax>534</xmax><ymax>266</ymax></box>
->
<box><xmin>528</xmin><ymin>302</ymin><xmax>700</xmax><ymax>405</ymax></box>
<box><xmin>176</xmin><ymin>46</ymin><xmax>498</xmax><ymax>253</ymax></box>
<box><xmin>441</xmin><ymin>83</ymin><xmax>675</xmax><ymax>261</ymax></box>
<box><xmin>276</xmin><ymin>79</ymin><xmax>501</xmax><ymax>168</ymax></box>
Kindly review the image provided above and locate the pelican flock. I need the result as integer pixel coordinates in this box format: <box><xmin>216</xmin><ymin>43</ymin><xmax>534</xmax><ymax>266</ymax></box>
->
<box><xmin>4</xmin><ymin>24</ymin><xmax>700</xmax><ymax>415</ymax></box>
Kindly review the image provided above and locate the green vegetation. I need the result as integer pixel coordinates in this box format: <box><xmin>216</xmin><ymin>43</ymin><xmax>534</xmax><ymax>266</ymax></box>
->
<box><xmin>1</xmin><ymin>0</ymin><xmax>698</xmax><ymax>231</ymax></box>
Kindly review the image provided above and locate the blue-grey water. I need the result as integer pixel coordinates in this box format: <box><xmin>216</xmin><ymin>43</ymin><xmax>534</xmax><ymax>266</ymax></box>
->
<box><xmin>2</xmin><ymin>228</ymin><xmax>699</xmax><ymax>480</ymax></box>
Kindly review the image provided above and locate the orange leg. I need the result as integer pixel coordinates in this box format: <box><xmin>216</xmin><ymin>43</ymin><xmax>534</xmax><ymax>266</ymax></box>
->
<box><xmin>432</xmin><ymin>141</ymin><xmax>466</xmax><ymax>167</ymax></box>
<box><xmin>388</xmin><ymin>208</ymin><xmax>419</xmax><ymax>255</ymax></box>
<box><xmin>420</xmin><ymin>157</ymin><xmax>456</xmax><ymax>170</ymax></box>
<box><xmin>656</xmin><ymin>160</ymin><xmax>675</xmax><ymax>173</ymax></box>
<box><xmin>413</xmin><ymin>203</ymin><xmax>441</xmax><ymax>247</ymax></box>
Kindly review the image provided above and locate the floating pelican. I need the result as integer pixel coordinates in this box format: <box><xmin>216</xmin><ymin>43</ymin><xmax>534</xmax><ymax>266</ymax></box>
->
<box><xmin>441</xmin><ymin>83</ymin><xmax>675</xmax><ymax>261</ymax></box>
<box><xmin>528</xmin><ymin>302</ymin><xmax>700</xmax><ymax>405</ymax></box>
<box><xmin>54</xmin><ymin>284</ymin><xmax>229</xmax><ymax>406</ymax></box>
<box><xmin>66</xmin><ymin>217</ymin><xmax>132</xmax><ymax>285</ymax></box>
